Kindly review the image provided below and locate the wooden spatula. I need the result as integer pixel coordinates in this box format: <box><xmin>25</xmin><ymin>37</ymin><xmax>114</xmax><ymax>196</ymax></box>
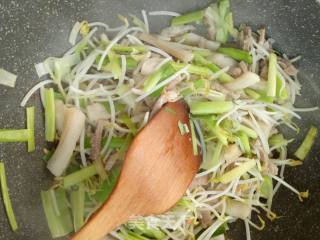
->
<box><xmin>72</xmin><ymin>101</ymin><xmax>201</xmax><ymax>240</ymax></box>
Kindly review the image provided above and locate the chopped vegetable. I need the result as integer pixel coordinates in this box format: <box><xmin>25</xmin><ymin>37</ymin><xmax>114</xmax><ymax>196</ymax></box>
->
<box><xmin>26</xmin><ymin>106</ymin><xmax>35</xmax><ymax>152</ymax></box>
<box><xmin>260</xmin><ymin>176</ymin><xmax>273</xmax><ymax>199</ymax></box>
<box><xmin>190</xmin><ymin>101</ymin><xmax>233</xmax><ymax>115</ymax></box>
<box><xmin>225</xmin><ymin>72</ymin><xmax>260</xmax><ymax>91</ymax></box>
<box><xmin>47</xmin><ymin>108</ymin><xmax>85</xmax><ymax>176</ymax></box>
<box><xmin>204</xmin><ymin>0</ymin><xmax>236</xmax><ymax>43</ymax></box>
<box><xmin>171</xmin><ymin>62</ymin><xmax>213</xmax><ymax>77</ymax></box>
<box><xmin>238</xmin><ymin>124</ymin><xmax>257</xmax><ymax>139</ymax></box>
<box><xmin>120</xmin><ymin>113</ymin><xmax>138</xmax><ymax>135</ymax></box>
<box><xmin>190</xmin><ymin>119</ymin><xmax>199</xmax><ymax>156</ymax></box>
<box><xmin>108</xmin><ymin>50</ymin><xmax>122</xmax><ymax>79</ymax></box>
<box><xmin>0</xmin><ymin>129</ymin><xmax>29</xmax><ymax>142</ymax></box>
<box><xmin>193</xmin><ymin>54</ymin><xmax>234</xmax><ymax>82</ymax></box>
<box><xmin>217</xmin><ymin>47</ymin><xmax>252</xmax><ymax>64</ymax></box>
<box><xmin>201</xmin><ymin>141</ymin><xmax>223</xmax><ymax>169</ymax></box>
<box><xmin>226</xmin><ymin>198</ymin><xmax>251</xmax><ymax>219</ymax></box>
<box><xmin>178</xmin><ymin>121</ymin><xmax>189</xmax><ymax>135</ymax></box>
<box><xmin>139</xmin><ymin>33</ymin><xmax>193</xmax><ymax>62</ymax></box>
<box><xmin>267</xmin><ymin>53</ymin><xmax>277</xmax><ymax>97</ymax></box>
<box><xmin>238</xmin><ymin>131</ymin><xmax>251</xmax><ymax>154</ymax></box>
<box><xmin>70</xmin><ymin>183</ymin><xmax>85</xmax><ymax>231</ymax></box>
<box><xmin>215</xmin><ymin>159</ymin><xmax>256</xmax><ymax>183</ymax></box>
<box><xmin>269</xmin><ymin>134</ymin><xmax>292</xmax><ymax>149</ymax></box>
<box><xmin>143</xmin><ymin>62</ymin><xmax>173</xmax><ymax>92</ymax></box>
<box><xmin>62</xmin><ymin>164</ymin><xmax>98</xmax><ymax>188</ymax></box>
<box><xmin>94</xmin><ymin>167</ymin><xmax>120</xmax><ymax>202</ymax></box>
<box><xmin>0</xmin><ymin>68</ymin><xmax>17</xmax><ymax>88</ymax></box>
<box><xmin>0</xmin><ymin>162</ymin><xmax>18</xmax><ymax>231</ymax></box>
<box><xmin>41</xmin><ymin>188</ymin><xmax>73</xmax><ymax>238</ymax></box>
<box><xmin>294</xmin><ymin>126</ymin><xmax>318</xmax><ymax>160</ymax></box>
<box><xmin>171</xmin><ymin>10</ymin><xmax>204</xmax><ymax>26</ymax></box>
<box><xmin>44</xmin><ymin>88</ymin><xmax>56</xmax><ymax>142</ymax></box>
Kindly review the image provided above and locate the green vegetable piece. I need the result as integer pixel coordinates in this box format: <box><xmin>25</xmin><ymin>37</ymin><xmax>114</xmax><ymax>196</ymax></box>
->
<box><xmin>129</xmin><ymin>221</ymin><xmax>166</xmax><ymax>240</ymax></box>
<box><xmin>143</xmin><ymin>62</ymin><xmax>171</xmax><ymax>92</ymax></box>
<box><xmin>63</xmin><ymin>164</ymin><xmax>98</xmax><ymax>188</ymax></box>
<box><xmin>54</xmin><ymin>91</ymin><xmax>65</xmax><ymax>102</ymax></box>
<box><xmin>111</xmin><ymin>44</ymin><xmax>145</xmax><ymax>54</ymax></box>
<box><xmin>192</xmin><ymin>48</ymin><xmax>212</xmax><ymax>57</ymax></box>
<box><xmin>143</xmin><ymin>62</ymin><xmax>177</xmax><ymax>92</ymax></box>
<box><xmin>269</xmin><ymin>134</ymin><xmax>291</xmax><ymax>149</ymax></box>
<box><xmin>181</xmin><ymin>79</ymin><xmax>206</xmax><ymax>96</ymax></box>
<box><xmin>41</xmin><ymin>188</ymin><xmax>73</xmax><ymax>238</ymax></box>
<box><xmin>101</xmin><ymin>136</ymin><xmax>124</xmax><ymax>149</ymax></box>
<box><xmin>171</xmin><ymin>10</ymin><xmax>204</xmax><ymax>26</ymax></box>
<box><xmin>120</xmin><ymin>114</ymin><xmax>138</xmax><ymax>135</ymax></box>
<box><xmin>244</xmin><ymin>88</ymin><xmax>261</xmax><ymax>100</ymax></box>
<box><xmin>205</xmin><ymin>0</ymin><xmax>237</xmax><ymax>43</ymax></box>
<box><xmin>44</xmin><ymin>88</ymin><xmax>56</xmax><ymax>142</ymax></box>
<box><xmin>238</xmin><ymin>131</ymin><xmax>251</xmax><ymax>154</ymax></box>
<box><xmin>178</xmin><ymin>121</ymin><xmax>189</xmax><ymax>135</ymax></box>
<box><xmin>0</xmin><ymin>129</ymin><xmax>29</xmax><ymax>142</ymax></box>
<box><xmin>215</xmin><ymin>159</ymin><xmax>256</xmax><ymax>183</ymax></box>
<box><xmin>201</xmin><ymin>141</ymin><xmax>223</xmax><ymax>170</ymax></box>
<box><xmin>255</xmin><ymin>89</ymin><xmax>274</xmax><ymax>103</ymax></box>
<box><xmin>126</xmin><ymin>57</ymin><xmax>138</xmax><ymax>70</ymax></box>
<box><xmin>0</xmin><ymin>162</ymin><xmax>18</xmax><ymax>231</ymax></box>
<box><xmin>119</xmin><ymin>134</ymin><xmax>134</xmax><ymax>158</ymax></box>
<box><xmin>108</xmin><ymin>50</ymin><xmax>121</xmax><ymax>80</ymax></box>
<box><xmin>238</xmin><ymin>124</ymin><xmax>257</xmax><ymax>139</ymax></box>
<box><xmin>193</xmin><ymin>54</ymin><xmax>234</xmax><ymax>83</ymax></box>
<box><xmin>190</xmin><ymin>101</ymin><xmax>233</xmax><ymax>115</ymax></box>
<box><xmin>190</xmin><ymin>119</ymin><xmax>198</xmax><ymax>156</ymax></box>
<box><xmin>119</xmin><ymin>230</ymin><xmax>150</xmax><ymax>240</ymax></box>
<box><xmin>202</xmin><ymin>118</ymin><xmax>229</xmax><ymax>145</ymax></box>
<box><xmin>70</xmin><ymin>183</ymin><xmax>85</xmax><ymax>231</ymax></box>
<box><xmin>260</xmin><ymin>175</ymin><xmax>273</xmax><ymax>199</ymax></box>
<box><xmin>217</xmin><ymin>47</ymin><xmax>252</xmax><ymax>64</ymax></box>
<box><xmin>43</xmin><ymin>149</ymin><xmax>54</xmax><ymax>162</ymax></box>
<box><xmin>26</xmin><ymin>106</ymin><xmax>35</xmax><ymax>152</ymax></box>
<box><xmin>294</xmin><ymin>126</ymin><xmax>318</xmax><ymax>160</ymax></box>
<box><xmin>94</xmin><ymin>167</ymin><xmax>120</xmax><ymax>202</ymax></box>
<box><xmin>276</xmin><ymin>72</ymin><xmax>288</xmax><ymax>100</ymax></box>
<box><xmin>212</xmin><ymin>224</ymin><xmax>227</xmax><ymax>237</ymax></box>
<box><xmin>171</xmin><ymin>62</ymin><xmax>212</xmax><ymax>77</ymax></box>
<box><xmin>267</xmin><ymin>53</ymin><xmax>277</xmax><ymax>97</ymax></box>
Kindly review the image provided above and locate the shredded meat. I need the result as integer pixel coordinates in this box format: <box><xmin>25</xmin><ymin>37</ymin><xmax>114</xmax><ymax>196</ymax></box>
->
<box><xmin>278</xmin><ymin>58</ymin><xmax>299</xmax><ymax>76</ymax></box>
<box><xmin>90</xmin><ymin>119</ymin><xmax>105</xmax><ymax>161</ymax></box>
<box><xmin>259</xmin><ymin>59</ymin><xmax>268</xmax><ymax>79</ymax></box>
<box><xmin>229</xmin><ymin>67</ymin><xmax>243</xmax><ymax>78</ymax></box>
<box><xmin>239</xmin><ymin>26</ymin><xmax>253</xmax><ymax>51</ymax></box>
<box><xmin>257</xmin><ymin>28</ymin><xmax>266</xmax><ymax>45</ymax></box>
<box><xmin>239</xmin><ymin>61</ymin><xmax>248</xmax><ymax>73</ymax></box>
<box><xmin>199</xmin><ymin>210</ymin><xmax>212</xmax><ymax>228</ymax></box>
<box><xmin>189</xmin><ymin>175</ymin><xmax>209</xmax><ymax>190</ymax></box>
<box><xmin>105</xmin><ymin>152</ymin><xmax>119</xmax><ymax>171</ymax></box>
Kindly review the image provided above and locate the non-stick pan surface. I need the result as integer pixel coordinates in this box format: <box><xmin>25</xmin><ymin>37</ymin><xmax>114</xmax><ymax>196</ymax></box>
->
<box><xmin>0</xmin><ymin>0</ymin><xmax>319</xmax><ymax>239</ymax></box>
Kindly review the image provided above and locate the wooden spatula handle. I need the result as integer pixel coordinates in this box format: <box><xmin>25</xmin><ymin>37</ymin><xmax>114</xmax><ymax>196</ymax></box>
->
<box><xmin>71</xmin><ymin>193</ymin><xmax>131</xmax><ymax>240</ymax></box>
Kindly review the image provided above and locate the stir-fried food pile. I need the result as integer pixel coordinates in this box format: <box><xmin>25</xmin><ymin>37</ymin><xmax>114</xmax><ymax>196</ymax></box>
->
<box><xmin>0</xmin><ymin>0</ymin><xmax>318</xmax><ymax>240</ymax></box>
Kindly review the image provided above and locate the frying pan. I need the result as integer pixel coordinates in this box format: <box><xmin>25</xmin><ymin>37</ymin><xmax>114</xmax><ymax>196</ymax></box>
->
<box><xmin>0</xmin><ymin>0</ymin><xmax>319</xmax><ymax>239</ymax></box>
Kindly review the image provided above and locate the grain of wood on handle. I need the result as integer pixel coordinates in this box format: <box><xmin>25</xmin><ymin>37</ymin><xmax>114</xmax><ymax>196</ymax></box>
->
<box><xmin>71</xmin><ymin>101</ymin><xmax>201</xmax><ymax>240</ymax></box>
